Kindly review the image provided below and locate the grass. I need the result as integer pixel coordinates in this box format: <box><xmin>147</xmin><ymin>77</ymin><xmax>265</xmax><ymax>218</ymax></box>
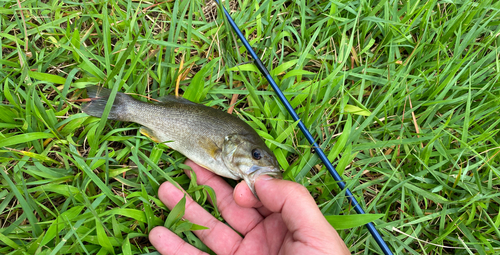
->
<box><xmin>1</xmin><ymin>0</ymin><xmax>500</xmax><ymax>254</ymax></box>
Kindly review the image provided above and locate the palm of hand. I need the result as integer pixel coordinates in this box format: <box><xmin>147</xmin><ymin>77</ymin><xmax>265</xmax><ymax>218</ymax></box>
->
<box><xmin>231</xmin><ymin>212</ymin><xmax>336</xmax><ymax>254</ymax></box>
<box><xmin>149</xmin><ymin>160</ymin><xmax>348</xmax><ymax>255</ymax></box>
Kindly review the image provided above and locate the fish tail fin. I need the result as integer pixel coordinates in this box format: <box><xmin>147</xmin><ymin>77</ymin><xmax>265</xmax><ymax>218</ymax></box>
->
<box><xmin>82</xmin><ymin>86</ymin><xmax>134</xmax><ymax>121</ymax></box>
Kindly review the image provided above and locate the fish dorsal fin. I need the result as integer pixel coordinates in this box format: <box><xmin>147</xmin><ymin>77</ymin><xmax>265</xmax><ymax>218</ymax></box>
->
<box><xmin>156</xmin><ymin>95</ymin><xmax>197</xmax><ymax>105</ymax></box>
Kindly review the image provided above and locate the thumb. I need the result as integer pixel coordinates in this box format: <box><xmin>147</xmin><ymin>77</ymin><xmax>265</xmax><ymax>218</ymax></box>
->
<box><xmin>256</xmin><ymin>176</ymin><xmax>350</xmax><ymax>254</ymax></box>
<box><xmin>255</xmin><ymin>176</ymin><xmax>329</xmax><ymax>233</ymax></box>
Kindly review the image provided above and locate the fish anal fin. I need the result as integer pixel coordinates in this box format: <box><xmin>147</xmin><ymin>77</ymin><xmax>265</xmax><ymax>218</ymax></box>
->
<box><xmin>140</xmin><ymin>126</ymin><xmax>161</xmax><ymax>143</ymax></box>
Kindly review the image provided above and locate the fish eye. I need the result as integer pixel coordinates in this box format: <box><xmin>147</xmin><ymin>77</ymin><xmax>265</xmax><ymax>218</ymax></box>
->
<box><xmin>252</xmin><ymin>149</ymin><xmax>262</xmax><ymax>160</ymax></box>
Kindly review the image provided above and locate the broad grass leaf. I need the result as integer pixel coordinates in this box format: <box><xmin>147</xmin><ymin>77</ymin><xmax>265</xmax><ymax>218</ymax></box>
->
<box><xmin>327</xmin><ymin>115</ymin><xmax>351</xmax><ymax>161</ymax></box>
<box><xmin>404</xmin><ymin>182</ymin><xmax>450</xmax><ymax>204</ymax></box>
<box><xmin>71</xmin><ymin>29</ymin><xmax>80</xmax><ymax>62</ymax></box>
<box><xmin>59</xmin><ymin>116</ymin><xmax>87</xmax><ymax>136</ymax></box>
<box><xmin>270</xmin><ymin>59</ymin><xmax>298</xmax><ymax>76</ymax></box>
<box><xmin>69</xmin><ymin>145</ymin><xmax>123</xmax><ymax>206</ymax></box>
<box><xmin>122</xmin><ymin>236</ymin><xmax>132</xmax><ymax>255</ymax></box>
<box><xmin>325</xmin><ymin>214</ymin><xmax>385</xmax><ymax>230</ymax></box>
<box><xmin>359</xmin><ymin>38</ymin><xmax>376</xmax><ymax>55</ymax></box>
<box><xmin>336</xmin><ymin>144</ymin><xmax>353</xmax><ymax>176</ymax></box>
<box><xmin>0</xmin><ymin>170</ymin><xmax>43</xmax><ymax>236</ymax></box>
<box><xmin>0</xmin><ymin>132</ymin><xmax>54</xmax><ymax>148</ymax></box>
<box><xmin>274</xmin><ymin>148</ymin><xmax>289</xmax><ymax>170</ymax></box>
<box><xmin>343</xmin><ymin>104</ymin><xmax>371</xmax><ymax>116</ymax></box>
<box><xmin>201</xmin><ymin>185</ymin><xmax>220</xmax><ymax>218</ymax></box>
<box><xmin>0</xmin><ymin>105</ymin><xmax>19</xmax><ymax>123</ymax></box>
<box><xmin>174</xmin><ymin>221</ymin><xmax>194</xmax><ymax>235</ymax></box>
<box><xmin>282</xmin><ymin>69</ymin><xmax>315</xmax><ymax>80</ymax></box>
<box><xmin>26</xmin><ymin>233</ymin><xmax>45</xmax><ymax>254</ymax></box>
<box><xmin>190</xmin><ymin>223</ymin><xmax>210</xmax><ymax>231</ymax></box>
<box><xmin>28</xmin><ymin>71</ymin><xmax>66</xmax><ymax>84</ymax></box>
<box><xmin>141</xmin><ymin>184</ymin><xmax>156</xmax><ymax>231</ymax></box>
<box><xmin>148</xmin><ymin>39</ymin><xmax>194</xmax><ymax>49</ymax></box>
<box><xmin>165</xmin><ymin>195</ymin><xmax>186</xmax><ymax>229</ymax></box>
<box><xmin>0</xmin><ymin>7</ymin><xmax>14</xmax><ymax>14</ymax></box>
<box><xmin>14</xmin><ymin>150</ymin><xmax>60</xmax><ymax>165</ymax></box>
<box><xmin>184</xmin><ymin>57</ymin><xmax>219</xmax><ymax>103</ymax></box>
<box><xmin>103</xmin><ymin>208</ymin><xmax>147</xmax><ymax>223</ymax></box>
<box><xmin>0</xmin><ymin>32</ymin><xmax>23</xmax><ymax>45</ymax></box>
<box><xmin>111</xmin><ymin>216</ymin><xmax>122</xmax><ymax>239</ymax></box>
<box><xmin>95</xmin><ymin>218</ymin><xmax>115</xmax><ymax>254</ymax></box>
<box><xmin>78</xmin><ymin>61</ymin><xmax>105</xmax><ymax>80</ymax></box>
<box><xmin>353</xmin><ymin>136</ymin><xmax>432</xmax><ymax>151</ymax></box>
<box><xmin>3</xmin><ymin>80</ymin><xmax>19</xmax><ymax>107</ymax></box>
<box><xmin>29</xmin><ymin>184</ymin><xmax>83</xmax><ymax>202</ymax></box>
<box><xmin>41</xmin><ymin>206</ymin><xmax>85</xmax><ymax>246</ymax></box>
<box><xmin>0</xmin><ymin>232</ymin><xmax>20</xmax><ymax>249</ymax></box>
<box><xmin>226</xmin><ymin>63</ymin><xmax>259</xmax><ymax>72</ymax></box>
<box><xmin>275</xmin><ymin>120</ymin><xmax>299</xmax><ymax>144</ymax></box>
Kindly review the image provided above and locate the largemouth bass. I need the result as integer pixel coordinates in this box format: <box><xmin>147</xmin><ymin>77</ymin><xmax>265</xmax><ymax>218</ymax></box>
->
<box><xmin>82</xmin><ymin>86</ymin><xmax>281</xmax><ymax>197</ymax></box>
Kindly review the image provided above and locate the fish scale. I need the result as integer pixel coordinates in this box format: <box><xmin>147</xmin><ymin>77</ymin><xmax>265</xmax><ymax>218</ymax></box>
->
<box><xmin>82</xmin><ymin>86</ymin><xmax>281</xmax><ymax>197</ymax></box>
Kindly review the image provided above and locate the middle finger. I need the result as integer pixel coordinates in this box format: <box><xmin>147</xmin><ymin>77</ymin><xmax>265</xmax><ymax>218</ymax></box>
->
<box><xmin>158</xmin><ymin>181</ymin><xmax>242</xmax><ymax>254</ymax></box>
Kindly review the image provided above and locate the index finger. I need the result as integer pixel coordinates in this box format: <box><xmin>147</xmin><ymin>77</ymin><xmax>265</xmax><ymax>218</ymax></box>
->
<box><xmin>183</xmin><ymin>160</ymin><xmax>264</xmax><ymax>235</ymax></box>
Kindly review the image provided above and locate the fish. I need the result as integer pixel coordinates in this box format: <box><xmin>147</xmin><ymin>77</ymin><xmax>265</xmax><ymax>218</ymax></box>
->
<box><xmin>81</xmin><ymin>86</ymin><xmax>281</xmax><ymax>197</ymax></box>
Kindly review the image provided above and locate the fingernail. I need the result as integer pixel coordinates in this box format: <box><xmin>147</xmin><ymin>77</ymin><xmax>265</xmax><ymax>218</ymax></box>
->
<box><xmin>257</xmin><ymin>175</ymin><xmax>275</xmax><ymax>182</ymax></box>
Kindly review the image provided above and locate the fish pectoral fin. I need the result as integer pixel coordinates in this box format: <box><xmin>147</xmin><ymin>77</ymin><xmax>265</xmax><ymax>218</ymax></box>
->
<box><xmin>198</xmin><ymin>137</ymin><xmax>222</xmax><ymax>160</ymax></box>
<box><xmin>139</xmin><ymin>126</ymin><xmax>161</xmax><ymax>143</ymax></box>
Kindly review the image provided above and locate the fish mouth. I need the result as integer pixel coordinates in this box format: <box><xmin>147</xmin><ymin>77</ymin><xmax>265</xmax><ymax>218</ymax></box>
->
<box><xmin>247</xmin><ymin>165</ymin><xmax>282</xmax><ymax>178</ymax></box>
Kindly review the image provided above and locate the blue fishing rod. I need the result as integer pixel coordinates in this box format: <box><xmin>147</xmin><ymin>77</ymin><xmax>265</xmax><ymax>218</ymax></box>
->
<box><xmin>212</xmin><ymin>1</ymin><xmax>393</xmax><ymax>254</ymax></box>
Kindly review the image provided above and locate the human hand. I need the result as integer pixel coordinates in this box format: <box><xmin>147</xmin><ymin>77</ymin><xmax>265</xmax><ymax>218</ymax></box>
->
<box><xmin>149</xmin><ymin>160</ymin><xmax>350</xmax><ymax>254</ymax></box>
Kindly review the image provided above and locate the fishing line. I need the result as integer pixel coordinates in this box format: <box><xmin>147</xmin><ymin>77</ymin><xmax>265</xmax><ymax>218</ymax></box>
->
<box><xmin>211</xmin><ymin>1</ymin><xmax>393</xmax><ymax>254</ymax></box>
